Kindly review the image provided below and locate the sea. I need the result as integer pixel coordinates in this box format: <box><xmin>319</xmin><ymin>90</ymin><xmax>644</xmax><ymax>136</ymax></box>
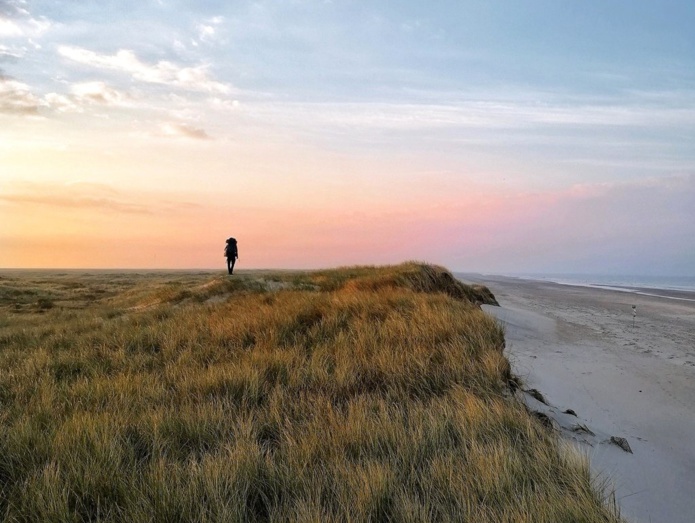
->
<box><xmin>512</xmin><ymin>273</ymin><xmax>695</xmax><ymax>301</ymax></box>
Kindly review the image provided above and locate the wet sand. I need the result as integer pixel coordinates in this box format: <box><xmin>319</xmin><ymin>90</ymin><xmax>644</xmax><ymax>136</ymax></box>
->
<box><xmin>459</xmin><ymin>274</ymin><xmax>695</xmax><ymax>523</ymax></box>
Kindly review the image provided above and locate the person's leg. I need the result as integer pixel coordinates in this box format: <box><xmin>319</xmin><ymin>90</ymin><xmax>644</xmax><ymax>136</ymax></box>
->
<box><xmin>230</xmin><ymin>258</ymin><xmax>236</xmax><ymax>274</ymax></box>
<box><xmin>227</xmin><ymin>258</ymin><xmax>233</xmax><ymax>274</ymax></box>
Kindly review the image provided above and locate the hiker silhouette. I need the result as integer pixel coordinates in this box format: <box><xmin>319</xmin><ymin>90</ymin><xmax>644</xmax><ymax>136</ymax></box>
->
<box><xmin>224</xmin><ymin>237</ymin><xmax>238</xmax><ymax>274</ymax></box>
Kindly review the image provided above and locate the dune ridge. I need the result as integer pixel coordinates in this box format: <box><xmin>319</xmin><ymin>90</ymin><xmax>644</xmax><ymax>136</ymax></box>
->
<box><xmin>0</xmin><ymin>263</ymin><xmax>620</xmax><ymax>522</ymax></box>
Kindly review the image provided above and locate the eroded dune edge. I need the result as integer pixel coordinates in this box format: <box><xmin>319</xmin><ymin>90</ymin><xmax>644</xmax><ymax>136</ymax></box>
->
<box><xmin>0</xmin><ymin>263</ymin><xmax>621</xmax><ymax>522</ymax></box>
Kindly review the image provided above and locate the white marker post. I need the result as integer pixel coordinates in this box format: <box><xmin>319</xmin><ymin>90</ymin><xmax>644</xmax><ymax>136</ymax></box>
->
<box><xmin>632</xmin><ymin>305</ymin><xmax>637</xmax><ymax>328</ymax></box>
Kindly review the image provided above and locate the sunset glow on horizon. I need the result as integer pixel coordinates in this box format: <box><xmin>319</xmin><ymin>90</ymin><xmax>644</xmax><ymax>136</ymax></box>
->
<box><xmin>2</xmin><ymin>1</ymin><xmax>694</xmax><ymax>274</ymax></box>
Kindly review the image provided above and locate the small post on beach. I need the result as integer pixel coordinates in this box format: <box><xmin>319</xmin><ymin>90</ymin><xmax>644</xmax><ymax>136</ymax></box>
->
<box><xmin>632</xmin><ymin>305</ymin><xmax>636</xmax><ymax>328</ymax></box>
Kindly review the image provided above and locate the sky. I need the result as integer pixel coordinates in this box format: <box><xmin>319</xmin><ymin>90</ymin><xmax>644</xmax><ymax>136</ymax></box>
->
<box><xmin>1</xmin><ymin>0</ymin><xmax>694</xmax><ymax>274</ymax></box>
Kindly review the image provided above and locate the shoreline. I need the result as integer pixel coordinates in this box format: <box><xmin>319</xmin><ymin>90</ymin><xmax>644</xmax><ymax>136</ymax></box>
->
<box><xmin>460</xmin><ymin>274</ymin><xmax>695</xmax><ymax>523</ymax></box>
<box><xmin>469</xmin><ymin>273</ymin><xmax>695</xmax><ymax>302</ymax></box>
<box><xmin>590</xmin><ymin>285</ymin><xmax>695</xmax><ymax>303</ymax></box>
<box><xmin>540</xmin><ymin>280</ymin><xmax>695</xmax><ymax>303</ymax></box>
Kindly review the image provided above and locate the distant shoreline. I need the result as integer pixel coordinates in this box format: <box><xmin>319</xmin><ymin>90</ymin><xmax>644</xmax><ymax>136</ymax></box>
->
<box><xmin>457</xmin><ymin>272</ymin><xmax>695</xmax><ymax>303</ymax></box>
<box><xmin>589</xmin><ymin>284</ymin><xmax>695</xmax><ymax>302</ymax></box>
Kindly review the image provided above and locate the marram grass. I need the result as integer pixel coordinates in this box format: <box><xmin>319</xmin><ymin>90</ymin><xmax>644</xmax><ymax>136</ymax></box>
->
<box><xmin>0</xmin><ymin>263</ymin><xmax>620</xmax><ymax>522</ymax></box>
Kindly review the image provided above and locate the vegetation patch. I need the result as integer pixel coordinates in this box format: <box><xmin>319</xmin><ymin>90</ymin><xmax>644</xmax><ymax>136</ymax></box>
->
<box><xmin>0</xmin><ymin>263</ymin><xmax>619</xmax><ymax>522</ymax></box>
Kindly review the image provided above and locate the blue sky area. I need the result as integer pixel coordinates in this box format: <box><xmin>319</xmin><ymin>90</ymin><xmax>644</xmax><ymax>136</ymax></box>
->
<box><xmin>1</xmin><ymin>1</ymin><xmax>694</xmax><ymax>273</ymax></box>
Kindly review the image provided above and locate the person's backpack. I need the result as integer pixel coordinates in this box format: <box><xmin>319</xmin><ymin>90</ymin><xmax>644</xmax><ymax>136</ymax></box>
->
<box><xmin>224</xmin><ymin>238</ymin><xmax>237</xmax><ymax>257</ymax></box>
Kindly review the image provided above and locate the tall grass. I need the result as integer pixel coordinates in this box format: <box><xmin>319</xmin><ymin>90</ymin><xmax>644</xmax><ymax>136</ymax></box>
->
<box><xmin>0</xmin><ymin>263</ymin><xmax>619</xmax><ymax>522</ymax></box>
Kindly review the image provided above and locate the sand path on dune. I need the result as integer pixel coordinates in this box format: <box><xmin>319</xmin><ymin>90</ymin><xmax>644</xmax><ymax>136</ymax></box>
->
<box><xmin>460</xmin><ymin>275</ymin><xmax>695</xmax><ymax>523</ymax></box>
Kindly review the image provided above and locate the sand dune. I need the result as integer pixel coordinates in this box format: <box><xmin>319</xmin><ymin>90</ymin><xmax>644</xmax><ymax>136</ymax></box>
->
<box><xmin>460</xmin><ymin>274</ymin><xmax>695</xmax><ymax>523</ymax></box>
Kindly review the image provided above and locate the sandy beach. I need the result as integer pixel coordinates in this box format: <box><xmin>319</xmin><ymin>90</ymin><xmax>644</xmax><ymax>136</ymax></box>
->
<box><xmin>459</xmin><ymin>274</ymin><xmax>695</xmax><ymax>523</ymax></box>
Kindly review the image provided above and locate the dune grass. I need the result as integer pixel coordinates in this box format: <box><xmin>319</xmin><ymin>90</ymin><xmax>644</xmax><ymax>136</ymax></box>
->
<box><xmin>0</xmin><ymin>263</ymin><xmax>620</xmax><ymax>522</ymax></box>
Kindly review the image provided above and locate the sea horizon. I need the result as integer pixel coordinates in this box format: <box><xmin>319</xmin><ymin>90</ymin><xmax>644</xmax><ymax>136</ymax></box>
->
<box><xmin>511</xmin><ymin>273</ymin><xmax>695</xmax><ymax>292</ymax></box>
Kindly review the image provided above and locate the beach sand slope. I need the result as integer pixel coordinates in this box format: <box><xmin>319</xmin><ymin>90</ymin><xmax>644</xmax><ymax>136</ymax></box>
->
<box><xmin>460</xmin><ymin>275</ymin><xmax>695</xmax><ymax>523</ymax></box>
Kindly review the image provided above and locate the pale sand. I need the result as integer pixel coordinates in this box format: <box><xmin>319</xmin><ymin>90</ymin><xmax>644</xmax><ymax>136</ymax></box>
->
<box><xmin>457</xmin><ymin>274</ymin><xmax>695</xmax><ymax>523</ymax></box>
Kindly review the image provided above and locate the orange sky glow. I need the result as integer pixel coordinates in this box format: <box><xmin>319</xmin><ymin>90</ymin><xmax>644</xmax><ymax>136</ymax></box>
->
<box><xmin>2</xmin><ymin>2</ymin><xmax>694</xmax><ymax>274</ymax></box>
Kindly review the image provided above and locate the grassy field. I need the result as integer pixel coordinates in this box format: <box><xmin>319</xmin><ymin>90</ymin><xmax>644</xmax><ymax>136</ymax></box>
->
<box><xmin>0</xmin><ymin>263</ymin><xmax>620</xmax><ymax>522</ymax></box>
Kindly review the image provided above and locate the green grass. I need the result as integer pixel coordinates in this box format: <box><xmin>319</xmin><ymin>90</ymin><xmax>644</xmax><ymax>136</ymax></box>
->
<box><xmin>0</xmin><ymin>263</ymin><xmax>620</xmax><ymax>522</ymax></box>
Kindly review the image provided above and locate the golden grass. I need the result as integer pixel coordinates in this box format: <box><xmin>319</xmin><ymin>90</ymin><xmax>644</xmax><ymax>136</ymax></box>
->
<box><xmin>0</xmin><ymin>263</ymin><xmax>620</xmax><ymax>522</ymax></box>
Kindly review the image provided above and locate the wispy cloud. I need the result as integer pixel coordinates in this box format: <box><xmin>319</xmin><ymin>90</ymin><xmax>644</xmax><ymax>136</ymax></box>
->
<box><xmin>58</xmin><ymin>46</ymin><xmax>230</xmax><ymax>94</ymax></box>
<box><xmin>196</xmin><ymin>16</ymin><xmax>224</xmax><ymax>44</ymax></box>
<box><xmin>1</xmin><ymin>75</ymin><xmax>133</xmax><ymax>116</ymax></box>
<box><xmin>0</xmin><ymin>74</ymin><xmax>39</xmax><ymax>114</ymax></box>
<box><xmin>0</xmin><ymin>0</ymin><xmax>27</xmax><ymax>18</ymax></box>
<box><xmin>0</xmin><ymin>43</ymin><xmax>23</xmax><ymax>61</ymax></box>
<box><xmin>42</xmin><ymin>92</ymin><xmax>78</xmax><ymax>113</ymax></box>
<box><xmin>0</xmin><ymin>0</ymin><xmax>50</xmax><ymax>38</ymax></box>
<box><xmin>0</xmin><ymin>181</ymin><xmax>202</xmax><ymax>214</ymax></box>
<box><xmin>0</xmin><ymin>182</ymin><xmax>151</xmax><ymax>214</ymax></box>
<box><xmin>248</xmin><ymin>96</ymin><xmax>695</xmax><ymax>133</ymax></box>
<box><xmin>70</xmin><ymin>81</ymin><xmax>130</xmax><ymax>106</ymax></box>
<box><xmin>41</xmin><ymin>82</ymin><xmax>131</xmax><ymax>114</ymax></box>
<box><xmin>160</xmin><ymin>121</ymin><xmax>211</xmax><ymax>140</ymax></box>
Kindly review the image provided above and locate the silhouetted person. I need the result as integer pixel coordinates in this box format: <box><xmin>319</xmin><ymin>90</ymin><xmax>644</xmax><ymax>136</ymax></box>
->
<box><xmin>224</xmin><ymin>237</ymin><xmax>238</xmax><ymax>274</ymax></box>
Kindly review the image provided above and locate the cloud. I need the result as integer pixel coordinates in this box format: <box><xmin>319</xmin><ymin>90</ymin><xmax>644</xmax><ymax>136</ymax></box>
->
<box><xmin>0</xmin><ymin>0</ymin><xmax>27</xmax><ymax>18</ymax></box>
<box><xmin>42</xmin><ymin>92</ymin><xmax>79</xmax><ymax>113</ymax></box>
<box><xmin>39</xmin><ymin>82</ymin><xmax>132</xmax><ymax>114</ymax></box>
<box><xmin>0</xmin><ymin>0</ymin><xmax>50</xmax><ymax>38</ymax></box>
<box><xmin>0</xmin><ymin>74</ymin><xmax>39</xmax><ymax>114</ymax></box>
<box><xmin>160</xmin><ymin>122</ymin><xmax>211</xmax><ymax>140</ymax></box>
<box><xmin>249</xmin><ymin>98</ymin><xmax>695</xmax><ymax>134</ymax></box>
<box><xmin>0</xmin><ymin>43</ymin><xmax>23</xmax><ymax>61</ymax></box>
<box><xmin>197</xmin><ymin>16</ymin><xmax>224</xmax><ymax>43</ymax></box>
<box><xmin>58</xmin><ymin>46</ymin><xmax>230</xmax><ymax>94</ymax></box>
<box><xmin>197</xmin><ymin>24</ymin><xmax>215</xmax><ymax>42</ymax></box>
<box><xmin>70</xmin><ymin>81</ymin><xmax>130</xmax><ymax>106</ymax></box>
<box><xmin>0</xmin><ymin>183</ymin><xmax>152</xmax><ymax>214</ymax></box>
<box><xmin>209</xmin><ymin>97</ymin><xmax>240</xmax><ymax>111</ymax></box>
<box><xmin>0</xmin><ymin>181</ymin><xmax>203</xmax><ymax>214</ymax></box>
<box><xmin>1</xmin><ymin>192</ymin><xmax>151</xmax><ymax>214</ymax></box>
<box><xmin>2</xmin><ymin>76</ymin><xmax>132</xmax><ymax>116</ymax></box>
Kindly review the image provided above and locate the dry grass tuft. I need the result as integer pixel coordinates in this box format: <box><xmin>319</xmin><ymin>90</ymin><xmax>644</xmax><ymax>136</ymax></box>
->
<box><xmin>0</xmin><ymin>264</ymin><xmax>619</xmax><ymax>522</ymax></box>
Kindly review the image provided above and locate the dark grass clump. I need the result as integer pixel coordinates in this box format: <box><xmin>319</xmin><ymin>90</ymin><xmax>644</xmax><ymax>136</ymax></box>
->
<box><xmin>0</xmin><ymin>264</ymin><xmax>620</xmax><ymax>522</ymax></box>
